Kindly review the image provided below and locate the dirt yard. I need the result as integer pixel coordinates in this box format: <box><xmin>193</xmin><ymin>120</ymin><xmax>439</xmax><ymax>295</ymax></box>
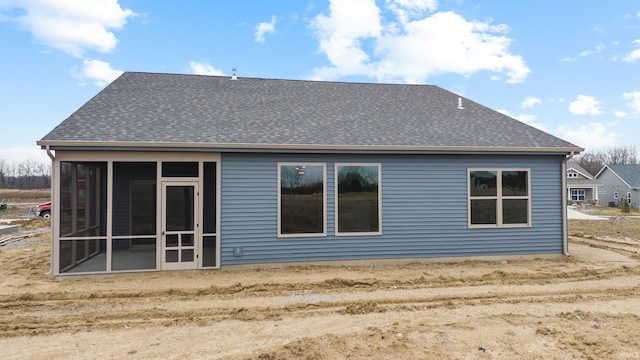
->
<box><xmin>1</xmin><ymin>217</ymin><xmax>640</xmax><ymax>359</ymax></box>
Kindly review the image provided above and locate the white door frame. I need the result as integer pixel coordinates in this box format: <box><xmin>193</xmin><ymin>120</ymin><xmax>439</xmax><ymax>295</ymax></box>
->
<box><xmin>161</xmin><ymin>180</ymin><xmax>199</xmax><ymax>270</ymax></box>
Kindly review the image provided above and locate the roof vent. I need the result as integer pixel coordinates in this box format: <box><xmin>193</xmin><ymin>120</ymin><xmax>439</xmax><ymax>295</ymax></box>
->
<box><xmin>231</xmin><ymin>68</ymin><xmax>238</xmax><ymax>80</ymax></box>
<box><xmin>457</xmin><ymin>97</ymin><xmax>465</xmax><ymax>110</ymax></box>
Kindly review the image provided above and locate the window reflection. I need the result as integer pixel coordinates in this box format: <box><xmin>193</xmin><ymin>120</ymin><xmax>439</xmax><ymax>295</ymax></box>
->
<box><xmin>336</xmin><ymin>165</ymin><xmax>380</xmax><ymax>234</ymax></box>
<box><xmin>279</xmin><ymin>164</ymin><xmax>325</xmax><ymax>235</ymax></box>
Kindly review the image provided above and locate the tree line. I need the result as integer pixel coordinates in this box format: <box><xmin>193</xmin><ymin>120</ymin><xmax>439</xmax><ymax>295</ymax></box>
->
<box><xmin>574</xmin><ymin>145</ymin><xmax>638</xmax><ymax>175</ymax></box>
<box><xmin>0</xmin><ymin>160</ymin><xmax>51</xmax><ymax>189</ymax></box>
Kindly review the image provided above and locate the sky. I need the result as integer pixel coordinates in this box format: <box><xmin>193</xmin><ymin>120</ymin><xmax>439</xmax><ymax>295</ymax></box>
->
<box><xmin>1</xmin><ymin>0</ymin><xmax>639</xmax><ymax>167</ymax></box>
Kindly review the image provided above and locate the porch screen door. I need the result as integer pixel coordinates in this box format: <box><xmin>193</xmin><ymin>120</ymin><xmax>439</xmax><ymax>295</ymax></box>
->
<box><xmin>162</xmin><ymin>181</ymin><xmax>198</xmax><ymax>270</ymax></box>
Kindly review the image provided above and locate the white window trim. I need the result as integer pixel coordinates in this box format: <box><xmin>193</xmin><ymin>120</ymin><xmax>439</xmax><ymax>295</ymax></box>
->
<box><xmin>334</xmin><ymin>163</ymin><xmax>382</xmax><ymax>237</ymax></box>
<box><xmin>571</xmin><ymin>189</ymin><xmax>585</xmax><ymax>201</ymax></box>
<box><xmin>467</xmin><ymin>168</ymin><xmax>532</xmax><ymax>228</ymax></box>
<box><xmin>277</xmin><ymin>162</ymin><xmax>327</xmax><ymax>238</ymax></box>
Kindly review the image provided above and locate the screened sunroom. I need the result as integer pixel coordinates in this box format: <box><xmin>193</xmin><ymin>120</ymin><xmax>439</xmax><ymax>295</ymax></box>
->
<box><xmin>51</xmin><ymin>152</ymin><xmax>220</xmax><ymax>276</ymax></box>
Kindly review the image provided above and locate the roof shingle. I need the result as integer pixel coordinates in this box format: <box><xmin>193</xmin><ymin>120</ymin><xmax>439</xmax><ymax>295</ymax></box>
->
<box><xmin>605</xmin><ymin>165</ymin><xmax>640</xmax><ymax>188</ymax></box>
<box><xmin>39</xmin><ymin>72</ymin><xmax>581</xmax><ymax>152</ymax></box>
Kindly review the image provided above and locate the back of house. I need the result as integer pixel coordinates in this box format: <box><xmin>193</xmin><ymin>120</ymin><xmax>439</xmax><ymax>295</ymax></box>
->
<box><xmin>38</xmin><ymin>72</ymin><xmax>583</xmax><ymax>276</ymax></box>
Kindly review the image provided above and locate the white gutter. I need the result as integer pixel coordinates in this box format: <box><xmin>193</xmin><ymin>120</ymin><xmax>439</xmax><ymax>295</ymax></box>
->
<box><xmin>562</xmin><ymin>151</ymin><xmax>575</xmax><ymax>257</ymax></box>
<box><xmin>45</xmin><ymin>145</ymin><xmax>55</xmax><ymax>275</ymax></box>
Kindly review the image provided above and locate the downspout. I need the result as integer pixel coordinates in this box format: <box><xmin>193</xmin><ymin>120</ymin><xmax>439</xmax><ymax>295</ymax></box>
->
<box><xmin>45</xmin><ymin>145</ymin><xmax>55</xmax><ymax>275</ymax></box>
<box><xmin>562</xmin><ymin>151</ymin><xmax>575</xmax><ymax>257</ymax></box>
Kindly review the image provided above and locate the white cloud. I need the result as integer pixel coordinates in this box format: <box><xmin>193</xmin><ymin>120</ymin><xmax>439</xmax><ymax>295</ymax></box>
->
<box><xmin>556</xmin><ymin>122</ymin><xmax>618</xmax><ymax>150</ymax></box>
<box><xmin>569</xmin><ymin>95</ymin><xmax>604</xmax><ymax>115</ymax></box>
<box><xmin>496</xmin><ymin>109</ymin><xmax>547</xmax><ymax>131</ymax></box>
<box><xmin>521</xmin><ymin>96</ymin><xmax>541</xmax><ymax>108</ymax></box>
<box><xmin>516</xmin><ymin>113</ymin><xmax>537</xmax><ymax>124</ymax></box>
<box><xmin>0</xmin><ymin>0</ymin><xmax>136</xmax><ymax>57</ymax></box>
<box><xmin>386</xmin><ymin>0</ymin><xmax>438</xmax><ymax>24</ymax></box>
<box><xmin>622</xmin><ymin>39</ymin><xmax>640</xmax><ymax>62</ymax></box>
<box><xmin>73</xmin><ymin>59</ymin><xmax>123</xmax><ymax>86</ymax></box>
<box><xmin>311</xmin><ymin>0</ymin><xmax>382</xmax><ymax>78</ymax></box>
<box><xmin>255</xmin><ymin>15</ymin><xmax>276</xmax><ymax>43</ymax></box>
<box><xmin>578</xmin><ymin>43</ymin><xmax>604</xmax><ymax>57</ymax></box>
<box><xmin>310</xmin><ymin>1</ymin><xmax>529</xmax><ymax>84</ymax></box>
<box><xmin>622</xmin><ymin>91</ymin><xmax>640</xmax><ymax>114</ymax></box>
<box><xmin>189</xmin><ymin>61</ymin><xmax>225</xmax><ymax>76</ymax></box>
<box><xmin>562</xmin><ymin>44</ymin><xmax>605</xmax><ymax>62</ymax></box>
<box><xmin>0</xmin><ymin>146</ymin><xmax>51</xmax><ymax>166</ymax></box>
<box><xmin>615</xmin><ymin>110</ymin><xmax>627</xmax><ymax>118</ymax></box>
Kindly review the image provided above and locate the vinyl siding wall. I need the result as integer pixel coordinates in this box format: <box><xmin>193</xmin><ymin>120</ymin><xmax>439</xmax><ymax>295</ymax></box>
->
<box><xmin>597</xmin><ymin>169</ymin><xmax>639</xmax><ymax>208</ymax></box>
<box><xmin>220</xmin><ymin>153</ymin><xmax>564</xmax><ymax>265</ymax></box>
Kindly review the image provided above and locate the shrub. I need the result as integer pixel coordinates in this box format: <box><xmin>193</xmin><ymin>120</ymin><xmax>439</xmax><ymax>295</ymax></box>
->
<box><xmin>621</xmin><ymin>198</ymin><xmax>630</xmax><ymax>213</ymax></box>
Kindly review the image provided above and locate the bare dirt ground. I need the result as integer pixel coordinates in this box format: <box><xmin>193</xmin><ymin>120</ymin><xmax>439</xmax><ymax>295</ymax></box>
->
<box><xmin>1</xmin><ymin>217</ymin><xmax>640</xmax><ymax>359</ymax></box>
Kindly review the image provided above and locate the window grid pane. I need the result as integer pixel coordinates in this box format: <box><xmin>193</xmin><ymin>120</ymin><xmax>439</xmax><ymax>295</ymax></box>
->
<box><xmin>469</xmin><ymin>171</ymin><xmax>497</xmax><ymax>197</ymax></box>
<box><xmin>471</xmin><ymin>199</ymin><xmax>497</xmax><ymax>224</ymax></box>
<box><xmin>503</xmin><ymin>199</ymin><xmax>528</xmax><ymax>224</ymax></box>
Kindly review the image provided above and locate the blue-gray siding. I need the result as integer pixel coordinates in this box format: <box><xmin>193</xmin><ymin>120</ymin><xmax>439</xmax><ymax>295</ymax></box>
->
<box><xmin>597</xmin><ymin>168</ymin><xmax>639</xmax><ymax>208</ymax></box>
<box><xmin>220</xmin><ymin>153</ymin><xmax>564</xmax><ymax>265</ymax></box>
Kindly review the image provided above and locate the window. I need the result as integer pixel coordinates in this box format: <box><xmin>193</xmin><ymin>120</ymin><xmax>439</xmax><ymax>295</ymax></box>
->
<box><xmin>468</xmin><ymin>169</ymin><xmax>530</xmax><ymax>227</ymax></box>
<box><xmin>571</xmin><ymin>189</ymin><xmax>585</xmax><ymax>201</ymax></box>
<box><xmin>335</xmin><ymin>163</ymin><xmax>381</xmax><ymax>236</ymax></box>
<box><xmin>278</xmin><ymin>163</ymin><xmax>326</xmax><ymax>237</ymax></box>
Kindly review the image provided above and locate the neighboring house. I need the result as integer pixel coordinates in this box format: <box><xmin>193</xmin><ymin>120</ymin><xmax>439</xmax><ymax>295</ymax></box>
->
<box><xmin>38</xmin><ymin>72</ymin><xmax>583</xmax><ymax>276</ymax></box>
<box><xmin>566</xmin><ymin>161</ymin><xmax>601</xmax><ymax>205</ymax></box>
<box><xmin>595</xmin><ymin>164</ymin><xmax>640</xmax><ymax>209</ymax></box>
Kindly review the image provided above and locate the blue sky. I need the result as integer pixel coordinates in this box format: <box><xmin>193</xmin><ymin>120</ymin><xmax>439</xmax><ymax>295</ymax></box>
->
<box><xmin>1</xmin><ymin>0</ymin><xmax>639</xmax><ymax>166</ymax></box>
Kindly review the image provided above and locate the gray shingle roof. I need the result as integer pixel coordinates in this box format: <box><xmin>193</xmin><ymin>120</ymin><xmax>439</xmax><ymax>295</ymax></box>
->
<box><xmin>567</xmin><ymin>161</ymin><xmax>595</xmax><ymax>178</ymax></box>
<box><xmin>39</xmin><ymin>72</ymin><xmax>581</xmax><ymax>152</ymax></box>
<box><xmin>605</xmin><ymin>165</ymin><xmax>640</xmax><ymax>188</ymax></box>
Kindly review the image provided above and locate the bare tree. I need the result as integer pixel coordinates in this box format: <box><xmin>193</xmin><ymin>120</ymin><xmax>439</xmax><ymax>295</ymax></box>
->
<box><xmin>575</xmin><ymin>145</ymin><xmax>639</xmax><ymax>175</ymax></box>
<box><xmin>604</xmin><ymin>145</ymin><xmax>638</xmax><ymax>165</ymax></box>
<box><xmin>0</xmin><ymin>160</ymin><xmax>6</xmax><ymax>188</ymax></box>
<box><xmin>574</xmin><ymin>152</ymin><xmax>606</xmax><ymax>176</ymax></box>
<box><xmin>0</xmin><ymin>159</ymin><xmax>51</xmax><ymax>189</ymax></box>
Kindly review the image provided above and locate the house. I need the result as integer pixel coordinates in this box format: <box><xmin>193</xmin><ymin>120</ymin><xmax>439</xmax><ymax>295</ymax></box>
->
<box><xmin>595</xmin><ymin>164</ymin><xmax>640</xmax><ymax>209</ymax></box>
<box><xmin>566</xmin><ymin>161</ymin><xmax>601</xmax><ymax>205</ymax></box>
<box><xmin>38</xmin><ymin>72</ymin><xmax>583</xmax><ymax>276</ymax></box>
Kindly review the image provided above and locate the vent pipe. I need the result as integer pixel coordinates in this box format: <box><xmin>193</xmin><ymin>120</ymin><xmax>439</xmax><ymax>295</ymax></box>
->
<box><xmin>231</xmin><ymin>68</ymin><xmax>238</xmax><ymax>80</ymax></box>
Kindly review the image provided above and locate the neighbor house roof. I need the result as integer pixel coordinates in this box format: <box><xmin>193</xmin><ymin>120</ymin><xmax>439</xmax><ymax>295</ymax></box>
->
<box><xmin>566</xmin><ymin>161</ymin><xmax>601</xmax><ymax>187</ymax></box>
<box><xmin>567</xmin><ymin>161</ymin><xmax>595</xmax><ymax>179</ymax></box>
<box><xmin>38</xmin><ymin>72</ymin><xmax>582</xmax><ymax>154</ymax></box>
<box><xmin>598</xmin><ymin>164</ymin><xmax>640</xmax><ymax>188</ymax></box>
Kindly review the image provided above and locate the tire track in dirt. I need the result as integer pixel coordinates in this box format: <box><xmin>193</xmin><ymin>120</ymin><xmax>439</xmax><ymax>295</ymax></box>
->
<box><xmin>571</xmin><ymin>236</ymin><xmax>640</xmax><ymax>259</ymax></box>
<box><xmin>3</xmin><ymin>270</ymin><xmax>640</xmax><ymax>337</ymax></box>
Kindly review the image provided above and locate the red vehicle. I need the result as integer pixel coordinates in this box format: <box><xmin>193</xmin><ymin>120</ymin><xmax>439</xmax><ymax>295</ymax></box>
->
<box><xmin>35</xmin><ymin>201</ymin><xmax>51</xmax><ymax>219</ymax></box>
